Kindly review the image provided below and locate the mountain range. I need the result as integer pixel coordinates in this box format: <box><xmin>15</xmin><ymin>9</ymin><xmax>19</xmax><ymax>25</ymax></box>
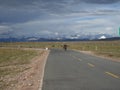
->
<box><xmin>0</xmin><ymin>34</ymin><xmax>120</xmax><ymax>42</ymax></box>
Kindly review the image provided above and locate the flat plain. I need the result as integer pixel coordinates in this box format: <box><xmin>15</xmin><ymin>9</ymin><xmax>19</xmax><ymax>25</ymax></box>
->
<box><xmin>0</xmin><ymin>40</ymin><xmax>120</xmax><ymax>89</ymax></box>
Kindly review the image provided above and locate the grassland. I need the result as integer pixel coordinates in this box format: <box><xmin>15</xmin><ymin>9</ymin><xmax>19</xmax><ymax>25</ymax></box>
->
<box><xmin>0</xmin><ymin>41</ymin><xmax>119</xmax><ymax>59</ymax></box>
<box><xmin>0</xmin><ymin>40</ymin><xmax>120</xmax><ymax>59</ymax></box>
<box><xmin>0</xmin><ymin>48</ymin><xmax>38</xmax><ymax>89</ymax></box>
<box><xmin>69</xmin><ymin>41</ymin><xmax>120</xmax><ymax>59</ymax></box>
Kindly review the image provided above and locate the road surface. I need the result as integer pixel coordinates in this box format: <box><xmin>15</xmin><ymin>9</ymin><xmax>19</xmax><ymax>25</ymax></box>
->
<box><xmin>42</xmin><ymin>49</ymin><xmax>120</xmax><ymax>90</ymax></box>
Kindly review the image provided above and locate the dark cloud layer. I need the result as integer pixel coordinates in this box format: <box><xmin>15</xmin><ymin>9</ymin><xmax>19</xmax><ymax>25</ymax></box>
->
<box><xmin>0</xmin><ymin>0</ymin><xmax>67</xmax><ymax>24</ymax></box>
<box><xmin>0</xmin><ymin>0</ymin><xmax>120</xmax><ymax>38</ymax></box>
<box><xmin>0</xmin><ymin>0</ymin><xmax>36</xmax><ymax>7</ymax></box>
<box><xmin>81</xmin><ymin>0</ymin><xmax>120</xmax><ymax>4</ymax></box>
<box><xmin>0</xmin><ymin>0</ymin><xmax>119</xmax><ymax>7</ymax></box>
<box><xmin>0</xmin><ymin>0</ymin><xmax>119</xmax><ymax>24</ymax></box>
<box><xmin>0</xmin><ymin>10</ymin><xmax>41</xmax><ymax>24</ymax></box>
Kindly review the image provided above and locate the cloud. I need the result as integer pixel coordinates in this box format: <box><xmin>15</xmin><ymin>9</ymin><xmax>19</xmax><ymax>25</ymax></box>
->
<box><xmin>0</xmin><ymin>0</ymin><xmax>120</xmax><ymax>24</ymax></box>
<box><xmin>0</xmin><ymin>0</ymin><xmax>38</xmax><ymax>7</ymax></box>
<box><xmin>80</xmin><ymin>0</ymin><xmax>120</xmax><ymax>4</ymax></box>
<box><xmin>0</xmin><ymin>25</ymin><xmax>12</xmax><ymax>34</ymax></box>
<box><xmin>106</xmin><ymin>27</ymin><xmax>113</xmax><ymax>31</ymax></box>
<box><xmin>0</xmin><ymin>25</ymin><xmax>15</xmax><ymax>38</ymax></box>
<box><xmin>11</xmin><ymin>14</ymin><xmax>118</xmax><ymax>36</ymax></box>
<box><xmin>0</xmin><ymin>0</ymin><xmax>120</xmax><ymax>38</ymax></box>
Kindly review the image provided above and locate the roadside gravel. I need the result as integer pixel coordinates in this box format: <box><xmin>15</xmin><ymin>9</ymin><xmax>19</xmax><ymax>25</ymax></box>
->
<box><xmin>3</xmin><ymin>49</ymin><xmax>49</xmax><ymax>90</ymax></box>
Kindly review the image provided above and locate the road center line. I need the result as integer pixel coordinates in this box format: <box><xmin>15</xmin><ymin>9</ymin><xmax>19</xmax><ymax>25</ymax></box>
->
<box><xmin>72</xmin><ymin>56</ymin><xmax>82</xmax><ymax>61</ymax></box>
<box><xmin>105</xmin><ymin>72</ymin><xmax>119</xmax><ymax>79</ymax></box>
<box><xmin>88</xmin><ymin>63</ymin><xmax>95</xmax><ymax>67</ymax></box>
<box><xmin>78</xmin><ymin>58</ymin><xmax>82</xmax><ymax>61</ymax></box>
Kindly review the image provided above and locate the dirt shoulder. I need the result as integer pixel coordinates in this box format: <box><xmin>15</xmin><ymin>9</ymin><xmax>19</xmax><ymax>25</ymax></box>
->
<box><xmin>4</xmin><ymin>49</ymin><xmax>49</xmax><ymax>90</ymax></box>
<box><xmin>74</xmin><ymin>50</ymin><xmax>120</xmax><ymax>62</ymax></box>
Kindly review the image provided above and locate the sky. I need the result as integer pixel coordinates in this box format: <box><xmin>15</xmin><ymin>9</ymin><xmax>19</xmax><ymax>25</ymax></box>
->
<box><xmin>0</xmin><ymin>0</ymin><xmax>120</xmax><ymax>38</ymax></box>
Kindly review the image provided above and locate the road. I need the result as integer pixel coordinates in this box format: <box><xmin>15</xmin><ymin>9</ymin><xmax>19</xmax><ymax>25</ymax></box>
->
<box><xmin>42</xmin><ymin>49</ymin><xmax>120</xmax><ymax>90</ymax></box>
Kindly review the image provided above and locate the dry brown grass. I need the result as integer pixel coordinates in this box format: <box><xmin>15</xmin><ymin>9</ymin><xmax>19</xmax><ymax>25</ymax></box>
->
<box><xmin>0</xmin><ymin>48</ymin><xmax>39</xmax><ymax>90</ymax></box>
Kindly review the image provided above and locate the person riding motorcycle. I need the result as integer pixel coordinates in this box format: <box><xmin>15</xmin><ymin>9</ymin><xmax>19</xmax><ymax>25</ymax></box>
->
<box><xmin>63</xmin><ymin>44</ymin><xmax>68</xmax><ymax>51</ymax></box>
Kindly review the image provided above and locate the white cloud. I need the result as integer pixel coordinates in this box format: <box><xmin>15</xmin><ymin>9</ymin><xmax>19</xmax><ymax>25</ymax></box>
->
<box><xmin>106</xmin><ymin>27</ymin><xmax>113</xmax><ymax>31</ymax></box>
<box><xmin>0</xmin><ymin>25</ymin><xmax>13</xmax><ymax>34</ymax></box>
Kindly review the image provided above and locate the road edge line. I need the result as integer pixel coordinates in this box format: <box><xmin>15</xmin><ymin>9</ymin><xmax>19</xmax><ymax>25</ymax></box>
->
<box><xmin>38</xmin><ymin>50</ymin><xmax>50</xmax><ymax>90</ymax></box>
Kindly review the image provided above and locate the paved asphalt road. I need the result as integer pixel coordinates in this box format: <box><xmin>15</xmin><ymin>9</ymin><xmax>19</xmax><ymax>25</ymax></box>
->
<box><xmin>42</xmin><ymin>49</ymin><xmax>120</xmax><ymax>90</ymax></box>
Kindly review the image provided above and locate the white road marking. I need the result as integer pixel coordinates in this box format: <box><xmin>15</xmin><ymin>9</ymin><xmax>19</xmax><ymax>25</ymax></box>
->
<box><xmin>88</xmin><ymin>63</ymin><xmax>95</xmax><ymax>67</ymax></box>
<box><xmin>39</xmin><ymin>51</ymin><xmax>50</xmax><ymax>90</ymax></box>
<box><xmin>105</xmin><ymin>72</ymin><xmax>119</xmax><ymax>79</ymax></box>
